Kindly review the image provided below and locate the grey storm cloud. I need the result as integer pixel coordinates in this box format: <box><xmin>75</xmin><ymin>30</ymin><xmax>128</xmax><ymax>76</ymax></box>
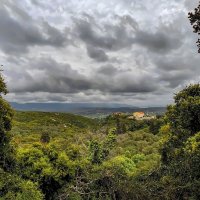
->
<box><xmin>0</xmin><ymin>1</ymin><xmax>69</xmax><ymax>55</ymax></box>
<box><xmin>159</xmin><ymin>70</ymin><xmax>194</xmax><ymax>88</ymax></box>
<box><xmin>1</xmin><ymin>0</ymin><xmax>200</xmax><ymax>105</ymax></box>
<box><xmin>8</xmin><ymin>57</ymin><xmax>157</xmax><ymax>94</ymax></box>
<box><xmin>73</xmin><ymin>15</ymin><xmax>137</xmax><ymax>51</ymax></box>
<box><xmin>86</xmin><ymin>45</ymin><xmax>109</xmax><ymax>62</ymax></box>
<box><xmin>184</xmin><ymin>0</ymin><xmax>199</xmax><ymax>10</ymax></box>
<box><xmin>97</xmin><ymin>64</ymin><xmax>131</xmax><ymax>76</ymax></box>
<box><xmin>133</xmin><ymin>15</ymin><xmax>186</xmax><ymax>54</ymax></box>
<box><xmin>153</xmin><ymin>52</ymin><xmax>200</xmax><ymax>88</ymax></box>
<box><xmin>154</xmin><ymin>55</ymin><xmax>200</xmax><ymax>72</ymax></box>
<box><xmin>10</xmin><ymin>59</ymin><xmax>92</xmax><ymax>93</ymax></box>
<box><xmin>73</xmin><ymin>13</ymin><xmax>184</xmax><ymax>55</ymax></box>
<box><xmin>134</xmin><ymin>30</ymin><xmax>182</xmax><ymax>53</ymax></box>
<box><xmin>97</xmin><ymin>64</ymin><xmax>119</xmax><ymax>75</ymax></box>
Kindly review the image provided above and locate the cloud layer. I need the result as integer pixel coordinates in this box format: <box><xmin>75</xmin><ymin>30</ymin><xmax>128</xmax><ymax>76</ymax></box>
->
<box><xmin>1</xmin><ymin>0</ymin><xmax>200</xmax><ymax>106</ymax></box>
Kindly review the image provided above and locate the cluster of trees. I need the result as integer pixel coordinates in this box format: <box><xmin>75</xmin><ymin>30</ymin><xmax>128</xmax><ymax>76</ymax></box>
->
<box><xmin>0</xmin><ymin>71</ymin><xmax>44</xmax><ymax>199</ymax></box>
<box><xmin>103</xmin><ymin>113</ymin><xmax>164</xmax><ymax>135</ymax></box>
<box><xmin>133</xmin><ymin>84</ymin><xmax>200</xmax><ymax>200</ymax></box>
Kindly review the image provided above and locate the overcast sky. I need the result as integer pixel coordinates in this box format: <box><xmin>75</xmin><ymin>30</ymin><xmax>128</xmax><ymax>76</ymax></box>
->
<box><xmin>0</xmin><ymin>0</ymin><xmax>199</xmax><ymax>106</ymax></box>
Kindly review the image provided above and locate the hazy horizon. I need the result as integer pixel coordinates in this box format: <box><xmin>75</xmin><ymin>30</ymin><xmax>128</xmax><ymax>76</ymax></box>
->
<box><xmin>10</xmin><ymin>101</ymin><xmax>167</xmax><ymax>108</ymax></box>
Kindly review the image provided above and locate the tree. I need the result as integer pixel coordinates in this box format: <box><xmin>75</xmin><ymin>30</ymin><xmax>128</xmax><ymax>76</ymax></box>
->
<box><xmin>188</xmin><ymin>2</ymin><xmax>200</xmax><ymax>52</ymax></box>
<box><xmin>0</xmin><ymin>69</ymin><xmax>14</xmax><ymax>170</ymax></box>
<box><xmin>115</xmin><ymin>116</ymin><xmax>126</xmax><ymax>134</ymax></box>
<box><xmin>40</xmin><ymin>132</ymin><xmax>50</xmax><ymax>144</ymax></box>
<box><xmin>0</xmin><ymin>70</ymin><xmax>45</xmax><ymax>199</ymax></box>
<box><xmin>161</xmin><ymin>84</ymin><xmax>200</xmax><ymax>164</ymax></box>
<box><xmin>167</xmin><ymin>84</ymin><xmax>200</xmax><ymax>135</ymax></box>
<box><xmin>0</xmin><ymin>168</ymin><xmax>44</xmax><ymax>200</ymax></box>
<box><xmin>89</xmin><ymin>140</ymin><xmax>107</xmax><ymax>164</ymax></box>
<box><xmin>89</xmin><ymin>134</ymin><xmax>116</xmax><ymax>165</ymax></box>
<box><xmin>149</xmin><ymin>118</ymin><xmax>164</xmax><ymax>135</ymax></box>
<box><xmin>152</xmin><ymin>84</ymin><xmax>200</xmax><ymax>199</ymax></box>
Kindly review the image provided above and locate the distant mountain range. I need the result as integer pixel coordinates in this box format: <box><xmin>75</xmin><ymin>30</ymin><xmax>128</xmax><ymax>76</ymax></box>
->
<box><xmin>10</xmin><ymin>102</ymin><xmax>166</xmax><ymax>117</ymax></box>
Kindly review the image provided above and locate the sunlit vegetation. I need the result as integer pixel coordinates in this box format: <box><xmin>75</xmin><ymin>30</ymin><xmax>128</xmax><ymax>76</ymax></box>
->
<box><xmin>8</xmin><ymin>109</ymin><xmax>162</xmax><ymax>199</ymax></box>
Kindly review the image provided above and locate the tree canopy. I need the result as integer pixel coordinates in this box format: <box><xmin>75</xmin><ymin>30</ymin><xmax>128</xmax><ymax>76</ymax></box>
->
<box><xmin>189</xmin><ymin>2</ymin><xmax>200</xmax><ymax>52</ymax></box>
<box><xmin>0</xmin><ymin>69</ymin><xmax>14</xmax><ymax>169</ymax></box>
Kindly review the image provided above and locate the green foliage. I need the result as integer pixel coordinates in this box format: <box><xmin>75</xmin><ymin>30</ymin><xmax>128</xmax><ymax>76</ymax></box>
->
<box><xmin>188</xmin><ymin>2</ymin><xmax>200</xmax><ymax>52</ymax></box>
<box><xmin>127</xmin><ymin>119</ymin><xmax>147</xmax><ymax>132</ymax></box>
<box><xmin>89</xmin><ymin>140</ymin><xmax>107</xmax><ymax>164</ymax></box>
<box><xmin>89</xmin><ymin>134</ymin><xmax>116</xmax><ymax>164</ymax></box>
<box><xmin>40</xmin><ymin>132</ymin><xmax>50</xmax><ymax>144</ymax></box>
<box><xmin>143</xmin><ymin>84</ymin><xmax>200</xmax><ymax>200</ymax></box>
<box><xmin>0</xmin><ymin>70</ymin><xmax>14</xmax><ymax>170</ymax></box>
<box><xmin>115</xmin><ymin>117</ymin><xmax>127</xmax><ymax>134</ymax></box>
<box><xmin>185</xmin><ymin>132</ymin><xmax>200</xmax><ymax>153</ymax></box>
<box><xmin>102</xmin><ymin>155</ymin><xmax>136</xmax><ymax>177</ymax></box>
<box><xmin>167</xmin><ymin>84</ymin><xmax>200</xmax><ymax>135</ymax></box>
<box><xmin>8</xmin><ymin>110</ymin><xmax>161</xmax><ymax>199</ymax></box>
<box><xmin>149</xmin><ymin>118</ymin><xmax>164</xmax><ymax>135</ymax></box>
<box><xmin>0</xmin><ymin>168</ymin><xmax>43</xmax><ymax>200</ymax></box>
<box><xmin>162</xmin><ymin>84</ymin><xmax>200</xmax><ymax>164</ymax></box>
<box><xmin>0</xmin><ymin>71</ymin><xmax>44</xmax><ymax>199</ymax></box>
<box><xmin>0</xmin><ymin>71</ymin><xmax>8</xmax><ymax>95</ymax></box>
<box><xmin>103</xmin><ymin>114</ymin><xmax>151</xmax><ymax>134</ymax></box>
<box><xmin>15</xmin><ymin>144</ymin><xmax>76</xmax><ymax>199</ymax></box>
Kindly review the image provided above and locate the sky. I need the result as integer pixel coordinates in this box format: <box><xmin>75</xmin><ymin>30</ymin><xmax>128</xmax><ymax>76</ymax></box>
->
<box><xmin>0</xmin><ymin>0</ymin><xmax>199</xmax><ymax>106</ymax></box>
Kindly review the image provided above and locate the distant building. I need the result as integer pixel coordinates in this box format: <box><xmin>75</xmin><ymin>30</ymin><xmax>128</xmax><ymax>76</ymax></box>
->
<box><xmin>133</xmin><ymin>112</ymin><xmax>145</xmax><ymax>119</ymax></box>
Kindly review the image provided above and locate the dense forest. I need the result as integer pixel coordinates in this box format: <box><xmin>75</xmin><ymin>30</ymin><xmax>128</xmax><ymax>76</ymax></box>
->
<box><xmin>0</xmin><ymin>3</ymin><xmax>200</xmax><ymax>200</ymax></box>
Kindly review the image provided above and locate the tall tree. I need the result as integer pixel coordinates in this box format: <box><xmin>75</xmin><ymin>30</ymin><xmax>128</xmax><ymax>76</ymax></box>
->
<box><xmin>146</xmin><ymin>84</ymin><xmax>200</xmax><ymax>200</ymax></box>
<box><xmin>189</xmin><ymin>2</ymin><xmax>200</xmax><ymax>52</ymax></box>
<box><xmin>0</xmin><ymin>69</ymin><xmax>14</xmax><ymax>170</ymax></box>
<box><xmin>162</xmin><ymin>84</ymin><xmax>200</xmax><ymax>164</ymax></box>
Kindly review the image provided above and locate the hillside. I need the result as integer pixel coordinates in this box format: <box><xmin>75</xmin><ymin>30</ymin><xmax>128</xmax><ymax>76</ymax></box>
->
<box><xmin>11</xmin><ymin>111</ymin><xmax>100</xmax><ymax>149</ymax></box>
<box><xmin>11</xmin><ymin>111</ymin><xmax>161</xmax><ymax>158</ymax></box>
<box><xmin>8</xmin><ymin>111</ymin><xmax>162</xmax><ymax>199</ymax></box>
<box><xmin>10</xmin><ymin>102</ymin><xmax>166</xmax><ymax>118</ymax></box>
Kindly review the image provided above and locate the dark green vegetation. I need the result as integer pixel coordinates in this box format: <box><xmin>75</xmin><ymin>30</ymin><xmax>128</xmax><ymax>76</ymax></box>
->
<box><xmin>189</xmin><ymin>1</ymin><xmax>200</xmax><ymax>53</ymax></box>
<box><xmin>9</xmin><ymin>110</ymin><xmax>162</xmax><ymax>199</ymax></box>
